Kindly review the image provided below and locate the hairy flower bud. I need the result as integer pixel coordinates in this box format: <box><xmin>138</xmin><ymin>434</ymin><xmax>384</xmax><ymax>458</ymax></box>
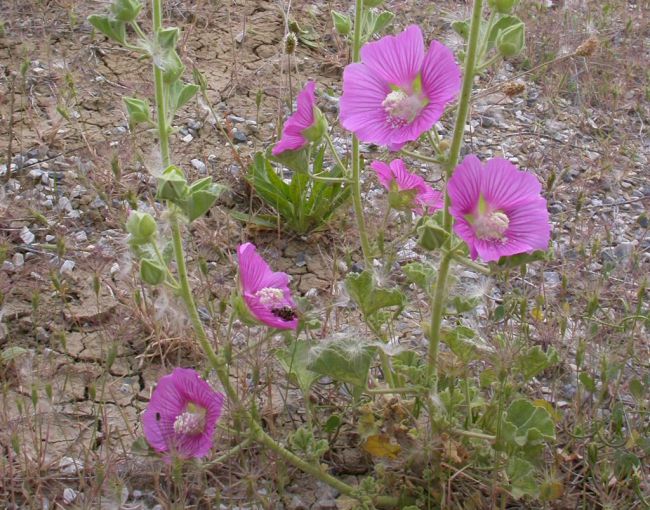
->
<box><xmin>575</xmin><ymin>37</ymin><xmax>598</xmax><ymax>57</ymax></box>
<box><xmin>284</xmin><ymin>32</ymin><xmax>297</xmax><ymax>55</ymax></box>
<box><xmin>496</xmin><ymin>22</ymin><xmax>525</xmax><ymax>58</ymax></box>
<box><xmin>126</xmin><ymin>211</ymin><xmax>157</xmax><ymax>241</ymax></box>
<box><xmin>488</xmin><ymin>0</ymin><xmax>520</xmax><ymax>14</ymax></box>
<box><xmin>502</xmin><ymin>81</ymin><xmax>526</xmax><ymax>97</ymax></box>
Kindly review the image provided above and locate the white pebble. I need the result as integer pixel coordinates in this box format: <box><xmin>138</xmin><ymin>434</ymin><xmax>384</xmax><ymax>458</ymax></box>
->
<box><xmin>13</xmin><ymin>253</ymin><xmax>24</xmax><ymax>267</ymax></box>
<box><xmin>20</xmin><ymin>226</ymin><xmax>35</xmax><ymax>244</ymax></box>
<box><xmin>181</xmin><ymin>133</ymin><xmax>193</xmax><ymax>143</ymax></box>
<box><xmin>60</xmin><ymin>260</ymin><xmax>76</xmax><ymax>274</ymax></box>
<box><xmin>63</xmin><ymin>487</ymin><xmax>77</xmax><ymax>504</ymax></box>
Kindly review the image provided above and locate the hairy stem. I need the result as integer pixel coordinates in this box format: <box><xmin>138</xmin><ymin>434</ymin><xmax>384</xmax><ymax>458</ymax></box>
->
<box><xmin>350</xmin><ymin>0</ymin><xmax>372</xmax><ymax>266</ymax></box>
<box><xmin>427</xmin><ymin>0</ymin><xmax>484</xmax><ymax>391</ymax></box>
<box><xmin>152</xmin><ymin>0</ymin><xmax>170</xmax><ymax>168</ymax></box>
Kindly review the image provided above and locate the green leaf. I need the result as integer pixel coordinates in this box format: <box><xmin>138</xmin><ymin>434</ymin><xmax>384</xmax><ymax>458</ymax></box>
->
<box><xmin>157</xmin><ymin>26</ymin><xmax>180</xmax><ymax>50</ymax></box>
<box><xmin>185</xmin><ymin>183</ymin><xmax>224</xmax><ymax>222</ymax></box>
<box><xmin>229</xmin><ymin>210</ymin><xmax>278</xmax><ymax>229</ymax></box>
<box><xmin>501</xmin><ymin>399</ymin><xmax>556</xmax><ymax>449</ymax></box>
<box><xmin>444</xmin><ymin>326</ymin><xmax>481</xmax><ymax>363</ymax></box>
<box><xmin>514</xmin><ymin>346</ymin><xmax>560</xmax><ymax>381</ymax></box>
<box><xmin>1</xmin><ymin>346</ymin><xmax>29</xmax><ymax>364</ymax></box>
<box><xmin>614</xmin><ymin>451</ymin><xmax>641</xmax><ymax>480</ymax></box>
<box><xmin>345</xmin><ymin>270</ymin><xmax>405</xmax><ymax>321</ymax></box>
<box><xmin>578</xmin><ymin>372</ymin><xmax>596</xmax><ymax>392</ymax></box>
<box><xmin>276</xmin><ymin>341</ymin><xmax>321</xmax><ymax>394</ymax></box>
<box><xmin>506</xmin><ymin>456</ymin><xmax>539</xmax><ymax>499</ymax></box>
<box><xmin>402</xmin><ymin>261</ymin><xmax>436</xmax><ymax>293</ymax></box>
<box><xmin>451</xmin><ymin>19</ymin><xmax>470</xmax><ymax>40</ymax></box>
<box><xmin>140</xmin><ymin>258</ymin><xmax>166</xmax><ymax>285</ymax></box>
<box><xmin>629</xmin><ymin>378</ymin><xmax>645</xmax><ymax>401</ymax></box>
<box><xmin>267</xmin><ymin>146</ymin><xmax>310</xmax><ymax>175</ymax></box>
<box><xmin>156</xmin><ymin>165</ymin><xmax>189</xmax><ymax>203</ymax></box>
<box><xmin>371</xmin><ymin>11</ymin><xmax>394</xmax><ymax>35</ymax></box>
<box><xmin>307</xmin><ymin>337</ymin><xmax>376</xmax><ymax>388</ymax></box>
<box><xmin>110</xmin><ymin>0</ymin><xmax>142</xmax><ymax>22</ymax></box>
<box><xmin>487</xmin><ymin>15</ymin><xmax>522</xmax><ymax>50</ymax></box>
<box><xmin>331</xmin><ymin>10</ymin><xmax>351</xmax><ymax>36</ymax></box>
<box><xmin>123</xmin><ymin>96</ymin><xmax>151</xmax><ymax>128</ymax></box>
<box><xmin>323</xmin><ymin>415</ymin><xmax>342</xmax><ymax>434</ymax></box>
<box><xmin>88</xmin><ymin>14</ymin><xmax>126</xmax><ymax>45</ymax></box>
<box><xmin>494</xmin><ymin>249</ymin><xmax>547</xmax><ymax>270</ymax></box>
<box><xmin>450</xmin><ymin>295</ymin><xmax>480</xmax><ymax>314</ymax></box>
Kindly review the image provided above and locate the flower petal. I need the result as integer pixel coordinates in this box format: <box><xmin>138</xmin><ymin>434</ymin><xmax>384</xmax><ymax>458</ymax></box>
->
<box><xmin>370</xmin><ymin>160</ymin><xmax>394</xmax><ymax>190</ymax></box>
<box><xmin>360</xmin><ymin>25</ymin><xmax>425</xmax><ymax>87</ymax></box>
<box><xmin>448</xmin><ymin>154</ymin><xmax>484</xmax><ymax>215</ymax></box>
<box><xmin>244</xmin><ymin>294</ymin><xmax>298</xmax><ymax>330</ymax></box>
<box><xmin>272</xmin><ymin>81</ymin><xmax>316</xmax><ymax>155</ymax></box>
<box><xmin>340</xmin><ymin>63</ymin><xmax>395</xmax><ymax>144</ymax></box>
<box><xmin>238</xmin><ymin>243</ymin><xmax>272</xmax><ymax>293</ymax></box>
<box><xmin>481</xmin><ymin>158</ymin><xmax>543</xmax><ymax>209</ymax></box>
<box><xmin>420</xmin><ymin>41</ymin><xmax>462</xmax><ymax>109</ymax></box>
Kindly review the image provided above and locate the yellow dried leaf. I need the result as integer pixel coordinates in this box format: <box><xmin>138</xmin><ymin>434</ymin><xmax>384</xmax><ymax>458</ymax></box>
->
<box><xmin>362</xmin><ymin>434</ymin><xmax>401</xmax><ymax>459</ymax></box>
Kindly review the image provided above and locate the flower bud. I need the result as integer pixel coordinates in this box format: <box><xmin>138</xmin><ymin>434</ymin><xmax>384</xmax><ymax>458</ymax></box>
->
<box><xmin>110</xmin><ymin>0</ymin><xmax>142</xmax><ymax>22</ymax></box>
<box><xmin>417</xmin><ymin>217</ymin><xmax>449</xmax><ymax>251</ymax></box>
<box><xmin>331</xmin><ymin>11</ymin><xmax>351</xmax><ymax>36</ymax></box>
<box><xmin>502</xmin><ymin>81</ymin><xmax>526</xmax><ymax>97</ymax></box>
<box><xmin>284</xmin><ymin>32</ymin><xmax>297</xmax><ymax>54</ymax></box>
<box><xmin>140</xmin><ymin>258</ymin><xmax>166</xmax><ymax>286</ymax></box>
<box><xmin>126</xmin><ymin>211</ymin><xmax>157</xmax><ymax>241</ymax></box>
<box><xmin>301</xmin><ymin>107</ymin><xmax>328</xmax><ymax>144</ymax></box>
<box><xmin>488</xmin><ymin>0</ymin><xmax>520</xmax><ymax>14</ymax></box>
<box><xmin>388</xmin><ymin>187</ymin><xmax>418</xmax><ymax>213</ymax></box>
<box><xmin>496</xmin><ymin>22</ymin><xmax>525</xmax><ymax>58</ymax></box>
<box><xmin>157</xmin><ymin>165</ymin><xmax>189</xmax><ymax>203</ymax></box>
<box><xmin>575</xmin><ymin>37</ymin><xmax>598</xmax><ymax>57</ymax></box>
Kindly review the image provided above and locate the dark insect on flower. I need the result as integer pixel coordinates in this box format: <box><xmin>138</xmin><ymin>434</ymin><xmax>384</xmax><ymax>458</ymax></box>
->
<box><xmin>156</xmin><ymin>412</ymin><xmax>161</xmax><ymax>421</ymax></box>
<box><xmin>271</xmin><ymin>306</ymin><xmax>297</xmax><ymax>322</ymax></box>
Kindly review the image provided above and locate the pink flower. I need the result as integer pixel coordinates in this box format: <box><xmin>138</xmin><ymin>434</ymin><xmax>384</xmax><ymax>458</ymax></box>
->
<box><xmin>272</xmin><ymin>81</ymin><xmax>324</xmax><ymax>156</ymax></box>
<box><xmin>237</xmin><ymin>243</ymin><xmax>298</xmax><ymax>330</ymax></box>
<box><xmin>448</xmin><ymin>155</ymin><xmax>551</xmax><ymax>262</ymax></box>
<box><xmin>370</xmin><ymin>159</ymin><xmax>443</xmax><ymax>215</ymax></box>
<box><xmin>142</xmin><ymin>368</ymin><xmax>224</xmax><ymax>460</ymax></box>
<box><xmin>340</xmin><ymin>25</ymin><xmax>461</xmax><ymax>148</ymax></box>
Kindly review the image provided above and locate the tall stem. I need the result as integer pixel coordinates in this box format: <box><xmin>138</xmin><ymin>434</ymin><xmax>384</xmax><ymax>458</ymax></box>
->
<box><xmin>427</xmin><ymin>0</ymin><xmax>484</xmax><ymax>391</ymax></box>
<box><xmin>152</xmin><ymin>0</ymin><xmax>170</xmax><ymax>167</ymax></box>
<box><xmin>350</xmin><ymin>0</ymin><xmax>372</xmax><ymax>266</ymax></box>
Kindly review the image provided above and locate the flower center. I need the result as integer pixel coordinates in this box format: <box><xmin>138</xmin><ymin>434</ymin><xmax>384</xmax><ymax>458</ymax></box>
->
<box><xmin>173</xmin><ymin>410</ymin><xmax>205</xmax><ymax>436</ymax></box>
<box><xmin>382</xmin><ymin>89</ymin><xmax>426</xmax><ymax>127</ymax></box>
<box><xmin>255</xmin><ymin>287</ymin><xmax>285</xmax><ymax>307</ymax></box>
<box><xmin>473</xmin><ymin>211</ymin><xmax>510</xmax><ymax>241</ymax></box>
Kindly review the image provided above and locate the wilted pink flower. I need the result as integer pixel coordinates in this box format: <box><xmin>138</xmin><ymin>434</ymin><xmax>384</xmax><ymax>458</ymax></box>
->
<box><xmin>340</xmin><ymin>25</ymin><xmax>461</xmax><ymax>148</ymax></box>
<box><xmin>272</xmin><ymin>81</ymin><xmax>324</xmax><ymax>155</ymax></box>
<box><xmin>237</xmin><ymin>243</ymin><xmax>298</xmax><ymax>330</ymax></box>
<box><xmin>370</xmin><ymin>159</ymin><xmax>443</xmax><ymax>215</ymax></box>
<box><xmin>142</xmin><ymin>368</ymin><xmax>224</xmax><ymax>460</ymax></box>
<box><xmin>448</xmin><ymin>155</ymin><xmax>551</xmax><ymax>262</ymax></box>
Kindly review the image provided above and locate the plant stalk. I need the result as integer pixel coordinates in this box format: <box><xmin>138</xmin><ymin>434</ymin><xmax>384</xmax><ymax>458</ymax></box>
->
<box><xmin>350</xmin><ymin>0</ymin><xmax>372</xmax><ymax>267</ymax></box>
<box><xmin>152</xmin><ymin>0</ymin><xmax>170</xmax><ymax>168</ymax></box>
<box><xmin>427</xmin><ymin>0</ymin><xmax>484</xmax><ymax>391</ymax></box>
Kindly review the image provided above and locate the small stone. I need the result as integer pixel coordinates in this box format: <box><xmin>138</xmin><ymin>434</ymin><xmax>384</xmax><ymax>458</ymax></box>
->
<box><xmin>41</xmin><ymin>172</ymin><xmax>50</xmax><ymax>186</ymax></box>
<box><xmin>187</xmin><ymin>119</ymin><xmax>202</xmax><ymax>130</ymax></box>
<box><xmin>90</xmin><ymin>197</ymin><xmax>107</xmax><ymax>209</ymax></box>
<box><xmin>60</xmin><ymin>260</ymin><xmax>76</xmax><ymax>274</ymax></box>
<box><xmin>46</xmin><ymin>235</ymin><xmax>55</xmax><ymax>242</ymax></box>
<box><xmin>74</xmin><ymin>231</ymin><xmax>88</xmax><ymax>243</ymax></box>
<box><xmin>71</xmin><ymin>185</ymin><xmax>86</xmax><ymax>198</ymax></box>
<box><xmin>20</xmin><ymin>226</ymin><xmax>35</xmax><ymax>244</ymax></box>
<box><xmin>58</xmin><ymin>196</ymin><xmax>73</xmax><ymax>212</ymax></box>
<box><xmin>312</xmin><ymin>500</ymin><xmax>338</xmax><ymax>510</ymax></box>
<box><xmin>227</xmin><ymin>114</ymin><xmax>246</xmax><ymax>124</ymax></box>
<box><xmin>543</xmin><ymin>271</ymin><xmax>560</xmax><ymax>287</ymax></box>
<box><xmin>2</xmin><ymin>261</ymin><xmax>15</xmax><ymax>272</ymax></box>
<box><xmin>28</xmin><ymin>168</ymin><xmax>44</xmax><ymax>181</ymax></box>
<box><xmin>181</xmin><ymin>133</ymin><xmax>193</xmax><ymax>143</ymax></box>
<box><xmin>63</xmin><ymin>487</ymin><xmax>77</xmax><ymax>505</ymax></box>
<box><xmin>191</xmin><ymin>159</ymin><xmax>207</xmax><ymax>174</ymax></box>
<box><xmin>548</xmin><ymin>203</ymin><xmax>563</xmax><ymax>214</ymax></box>
<box><xmin>350</xmin><ymin>262</ymin><xmax>364</xmax><ymax>273</ymax></box>
<box><xmin>110</xmin><ymin>263</ymin><xmax>120</xmax><ymax>276</ymax></box>
<box><xmin>233</xmin><ymin>130</ymin><xmax>247</xmax><ymax>144</ymax></box>
<box><xmin>36</xmin><ymin>326</ymin><xmax>49</xmax><ymax>342</ymax></box>
<box><xmin>13</xmin><ymin>253</ymin><xmax>24</xmax><ymax>267</ymax></box>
